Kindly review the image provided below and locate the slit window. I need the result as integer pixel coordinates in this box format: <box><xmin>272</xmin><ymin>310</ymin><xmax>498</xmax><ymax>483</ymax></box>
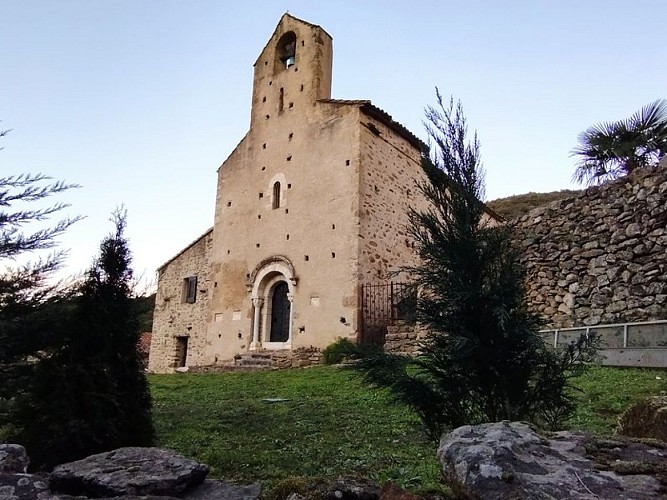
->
<box><xmin>183</xmin><ymin>276</ymin><xmax>197</xmax><ymax>304</ymax></box>
<box><xmin>272</xmin><ymin>181</ymin><xmax>281</xmax><ymax>209</ymax></box>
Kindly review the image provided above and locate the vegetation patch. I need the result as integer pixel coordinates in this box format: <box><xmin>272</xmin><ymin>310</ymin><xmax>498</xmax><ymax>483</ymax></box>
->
<box><xmin>151</xmin><ymin>364</ymin><xmax>667</xmax><ymax>495</ymax></box>
<box><xmin>486</xmin><ymin>189</ymin><xmax>581</xmax><ymax>220</ymax></box>
<box><xmin>567</xmin><ymin>365</ymin><xmax>667</xmax><ymax>434</ymax></box>
<box><xmin>150</xmin><ymin>366</ymin><xmax>441</xmax><ymax>493</ymax></box>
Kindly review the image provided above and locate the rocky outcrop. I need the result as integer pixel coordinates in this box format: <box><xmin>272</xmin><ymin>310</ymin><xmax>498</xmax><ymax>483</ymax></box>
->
<box><xmin>438</xmin><ymin>421</ymin><xmax>666</xmax><ymax>499</ymax></box>
<box><xmin>49</xmin><ymin>447</ymin><xmax>208</xmax><ymax>497</ymax></box>
<box><xmin>514</xmin><ymin>165</ymin><xmax>667</xmax><ymax>328</ymax></box>
<box><xmin>0</xmin><ymin>444</ymin><xmax>30</xmax><ymax>473</ymax></box>
<box><xmin>0</xmin><ymin>445</ymin><xmax>261</xmax><ymax>499</ymax></box>
<box><xmin>617</xmin><ymin>395</ymin><xmax>667</xmax><ymax>441</ymax></box>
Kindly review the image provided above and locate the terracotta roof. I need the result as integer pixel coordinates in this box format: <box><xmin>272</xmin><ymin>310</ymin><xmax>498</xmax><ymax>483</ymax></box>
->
<box><xmin>157</xmin><ymin>227</ymin><xmax>213</xmax><ymax>272</ymax></box>
<box><xmin>318</xmin><ymin>99</ymin><xmax>428</xmax><ymax>153</ymax></box>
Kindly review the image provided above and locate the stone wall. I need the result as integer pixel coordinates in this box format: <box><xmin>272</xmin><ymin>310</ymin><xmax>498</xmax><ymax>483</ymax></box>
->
<box><xmin>384</xmin><ymin>321</ymin><xmax>423</xmax><ymax>355</ymax></box>
<box><xmin>514</xmin><ymin>164</ymin><xmax>667</xmax><ymax>328</ymax></box>
<box><xmin>149</xmin><ymin>229</ymin><xmax>213</xmax><ymax>373</ymax></box>
<box><xmin>358</xmin><ymin>115</ymin><xmax>428</xmax><ymax>283</ymax></box>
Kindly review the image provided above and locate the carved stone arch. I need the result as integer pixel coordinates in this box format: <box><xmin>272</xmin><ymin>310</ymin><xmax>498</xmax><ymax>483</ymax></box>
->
<box><xmin>248</xmin><ymin>255</ymin><xmax>297</xmax><ymax>350</ymax></box>
<box><xmin>248</xmin><ymin>255</ymin><xmax>297</xmax><ymax>298</ymax></box>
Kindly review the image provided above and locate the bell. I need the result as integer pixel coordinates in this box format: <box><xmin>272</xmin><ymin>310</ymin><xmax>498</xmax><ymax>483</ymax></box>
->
<box><xmin>285</xmin><ymin>56</ymin><xmax>295</xmax><ymax>69</ymax></box>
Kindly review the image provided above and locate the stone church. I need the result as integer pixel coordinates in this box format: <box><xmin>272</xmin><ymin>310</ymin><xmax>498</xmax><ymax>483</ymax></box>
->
<box><xmin>148</xmin><ymin>14</ymin><xmax>433</xmax><ymax>373</ymax></box>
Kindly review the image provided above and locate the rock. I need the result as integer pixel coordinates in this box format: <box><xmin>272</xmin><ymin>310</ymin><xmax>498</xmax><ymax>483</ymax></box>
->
<box><xmin>617</xmin><ymin>396</ymin><xmax>667</xmax><ymax>441</ymax></box>
<box><xmin>49</xmin><ymin>447</ymin><xmax>209</xmax><ymax>498</ymax></box>
<box><xmin>182</xmin><ymin>479</ymin><xmax>261</xmax><ymax>500</ymax></box>
<box><xmin>0</xmin><ymin>444</ymin><xmax>30</xmax><ymax>473</ymax></box>
<box><xmin>325</xmin><ymin>477</ymin><xmax>381</xmax><ymax>500</ymax></box>
<box><xmin>0</xmin><ymin>472</ymin><xmax>50</xmax><ymax>499</ymax></box>
<box><xmin>438</xmin><ymin>420</ymin><xmax>663</xmax><ymax>499</ymax></box>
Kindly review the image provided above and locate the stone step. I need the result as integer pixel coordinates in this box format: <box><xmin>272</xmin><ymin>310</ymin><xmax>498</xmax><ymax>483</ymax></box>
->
<box><xmin>236</xmin><ymin>357</ymin><xmax>273</xmax><ymax>367</ymax></box>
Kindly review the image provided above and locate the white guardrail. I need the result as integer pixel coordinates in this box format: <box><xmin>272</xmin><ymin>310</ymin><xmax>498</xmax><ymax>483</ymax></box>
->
<box><xmin>540</xmin><ymin>319</ymin><xmax>667</xmax><ymax>349</ymax></box>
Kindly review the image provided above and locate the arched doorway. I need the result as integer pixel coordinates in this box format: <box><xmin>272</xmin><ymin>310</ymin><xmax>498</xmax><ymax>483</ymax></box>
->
<box><xmin>270</xmin><ymin>281</ymin><xmax>290</xmax><ymax>342</ymax></box>
<box><xmin>248</xmin><ymin>255</ymin><xmax>297</xmax><ymax>350</ymax></box>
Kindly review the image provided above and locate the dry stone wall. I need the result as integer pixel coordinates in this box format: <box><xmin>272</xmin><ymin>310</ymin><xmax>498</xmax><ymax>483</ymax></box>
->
<box><xmin>384</xmin><ymin>321</ymin><xmax>424</xmax><ymax>355</ymax></box>
<box><xmin>513</xmin><ymin>164</ymin><xmax>667</xmax><ymax>329</ymax></box>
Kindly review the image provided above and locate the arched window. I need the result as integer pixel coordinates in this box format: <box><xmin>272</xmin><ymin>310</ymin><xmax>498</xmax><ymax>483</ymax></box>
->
<box><xmin>272</xmin><ymin>182</ymin><xmax>281</xmax><ymax>209</ymax></box>
<box><xmin>275</xmin><ymin>32</ymin><xmax>296</xmax><ymax>73</ymax></box>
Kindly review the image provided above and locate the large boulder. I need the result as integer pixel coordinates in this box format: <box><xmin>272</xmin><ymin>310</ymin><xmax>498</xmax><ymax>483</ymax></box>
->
<box><xmin>49</xmin><ymin>447</ymin><xmax>209</xmax><ymax>498</ymax></box>
<box><xmin>438</xmin><ymin>421</ymin><xmax>665</xmax><ymax>499</ymax></box>
<box><xmin>617</xmin><ymin>395</ymin><xmax>667</xmax><ymax>441</ymax></box>
<box><xmin>0</xmin><ymin>444</ymin><xmax>30</xmax><ymax>473</ymax></box>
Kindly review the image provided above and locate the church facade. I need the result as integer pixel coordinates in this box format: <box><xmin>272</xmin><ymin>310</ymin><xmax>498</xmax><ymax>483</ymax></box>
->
<box><xmin>148</xmin><ymin>14</ymin><xmax>432</xmax><ymax>373</ymax></box>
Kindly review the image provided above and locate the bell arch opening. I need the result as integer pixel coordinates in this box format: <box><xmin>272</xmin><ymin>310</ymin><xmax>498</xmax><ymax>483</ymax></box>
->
<box><xmin>274</xmin><ymin>31</ymin><xmax>297</xmax><ymax>73</ymax></box>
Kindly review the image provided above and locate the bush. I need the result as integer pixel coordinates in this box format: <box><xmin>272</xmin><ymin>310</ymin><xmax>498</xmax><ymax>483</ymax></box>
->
<box><xmin>322</xmin><ymin>338</ymin><xmax>382</xmax><ymax>365</ymax></box>
<box><xmin>322</xmin><ymin>338</ymin><xmax>361</xmax><ymax>365</ymax></box>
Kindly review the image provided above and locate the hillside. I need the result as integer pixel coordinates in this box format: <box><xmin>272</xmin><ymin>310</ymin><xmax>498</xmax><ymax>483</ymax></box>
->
<box><xmin>487</xmin><ymin>189</ymin><xmax>581</xmax><ymax>221</ymax></box>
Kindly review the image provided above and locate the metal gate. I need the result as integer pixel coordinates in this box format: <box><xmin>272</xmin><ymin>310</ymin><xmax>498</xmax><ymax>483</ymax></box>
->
<box><xmin>360</xmin><ymin>282</ymin><xmax>415</xmax><ymax>345</ymax></box>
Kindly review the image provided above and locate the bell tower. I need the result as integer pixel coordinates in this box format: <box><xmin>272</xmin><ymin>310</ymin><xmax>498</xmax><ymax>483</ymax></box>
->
<box><xmin>249</xmin><ymin>13</ymin><xmax>333</xmax><ymax>130</ymax></box>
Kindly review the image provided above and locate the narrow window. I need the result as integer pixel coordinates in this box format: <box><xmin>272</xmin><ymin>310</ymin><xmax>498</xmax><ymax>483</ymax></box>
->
<box><xmin>279</xmin><ymin>88</ymin><xmax>284</xmax><ymax>113</ymax></box>
<box><xmin>272</xmin><ymin>181</ymin><xmax>281</xmax><ymax>209</ymax></box>
<box><xmin>183</xmin><ymin>276</ymin><xmax>197</xmax><ymax>304</ymax></box>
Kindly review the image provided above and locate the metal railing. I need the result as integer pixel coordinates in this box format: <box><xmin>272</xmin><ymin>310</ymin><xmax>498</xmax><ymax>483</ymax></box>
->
<box><xmin>540</xmin><ymin>319</ymin><xmax>667</xmax><ymax>349</ymax></box>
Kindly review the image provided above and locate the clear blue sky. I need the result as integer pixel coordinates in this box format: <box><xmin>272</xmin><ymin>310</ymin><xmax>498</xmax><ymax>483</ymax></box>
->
<box><xmin>2</xmin><ymin>1</ymin><xmax>666</xmax><ymax>287</ymax></box>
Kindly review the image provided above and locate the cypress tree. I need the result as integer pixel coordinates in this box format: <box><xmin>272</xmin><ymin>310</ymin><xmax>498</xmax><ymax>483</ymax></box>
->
<box><xmin>358</xmin><ymin>91</ymin><xmax>597</xmax><ymax>439</ymax></box>
<box><xmin>16</xmin><ymin>210</ymin><xmax>154</xmax><ymax>469</ymax></box>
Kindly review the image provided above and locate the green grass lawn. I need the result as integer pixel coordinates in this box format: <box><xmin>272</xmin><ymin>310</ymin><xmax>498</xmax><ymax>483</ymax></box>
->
<box><xmin>568</xmin><ymin>365</ymin><xmax>667</xmax><ymax>434</ymax></box>
<box><xmin>150</xmin><ymin>364</ymin><xmax>667</xmax><ymax>493</ymax></box>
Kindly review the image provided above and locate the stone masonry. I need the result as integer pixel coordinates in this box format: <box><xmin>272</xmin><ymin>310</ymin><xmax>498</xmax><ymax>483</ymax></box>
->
<box><xmin>149</xmin><ymin>229</ymin><xmax>213</xmax><ymax>372</ymax></box>
<box><xmin>514</xmin><ymin>162</ymin><xmax>667</xmax><ymax>329</ymax></box>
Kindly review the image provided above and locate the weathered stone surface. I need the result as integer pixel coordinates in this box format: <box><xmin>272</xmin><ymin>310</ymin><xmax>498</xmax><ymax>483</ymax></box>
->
<box><xmin>324</xmin><ymin>477</ymin><xmax>381</xmax><ymax>500</ymax></box>
<box><xmin>617</xmin><ymin>396</ymin><xmax>667</xmax><ymax>441</ymax></box>
<box><xmin>0</xmin><ymin>472</ymin><xmax>49</xmax><ymax>499</ymax></box>
<box><xmin>514</xmin><ymin>164</ymin><xmax>667</xmax><ymax>329</ymax></box>
<box><xmin>438</xmin><ymin>421</ymin><xmax>664</xmax><ymax>499</ymax></box>
<box><xmin>182</xmin><ymin>479</ymin><xmax>261</xmax><ymax>500</ymax></box>
<box><xmin>0</xmin><ymin>444</ymin><xmax>29</xmax><ymax>473</ymax></box>
<box><xmin>49</xmin><ymin>447</ymin><xmax>209</xmax><ymax>498</ymax></box>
